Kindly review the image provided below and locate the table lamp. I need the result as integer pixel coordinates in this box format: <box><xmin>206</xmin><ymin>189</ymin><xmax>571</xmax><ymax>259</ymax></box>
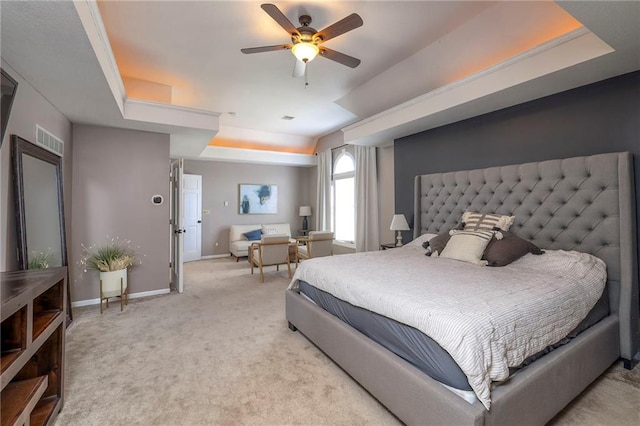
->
<box><xmin>299</xmin><ymin>206</ymin><xmax>312</xmax><ymax>230</ymax></box>
<box><xmin>390</xmin><ymin>214</ymin><xmax>410</xmax><ymax>246</ymax></box>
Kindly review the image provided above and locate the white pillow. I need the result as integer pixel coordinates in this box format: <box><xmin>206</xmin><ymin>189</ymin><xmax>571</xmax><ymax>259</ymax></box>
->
<box><xmin>438</xmin><ymin>230</ymin><xmax>494</xmax><ymax>266</ymax></box>
<box><xmin>403</xmin><ymin>233</ymin><xmax>438</xmax><ymax>249</ymax></box>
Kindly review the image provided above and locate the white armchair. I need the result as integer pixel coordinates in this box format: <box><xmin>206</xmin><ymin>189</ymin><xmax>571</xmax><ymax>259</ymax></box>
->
<box><xmin>295</xmin><ymin>231</ymin><xmax>334</xmax><ymax>265</ymax></box>
<box><xmin>249</xmin><ymin>234</ymin><xmax>292</xmax><ymax>282</ymax></box>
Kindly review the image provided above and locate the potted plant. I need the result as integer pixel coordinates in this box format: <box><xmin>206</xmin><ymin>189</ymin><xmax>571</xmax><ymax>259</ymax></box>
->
<box><xmin>80</xmin><ymin>237</ymin><xmax>141</xmax><ymax>309</ymax></box>
<box><xmin>28</xmin><ymin>248</ymin><xmax>52</xmax><ymax>270</ymax></box>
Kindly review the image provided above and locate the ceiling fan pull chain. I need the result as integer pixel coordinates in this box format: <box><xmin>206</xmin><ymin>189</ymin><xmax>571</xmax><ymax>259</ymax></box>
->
<box><xmin>305</xmin><ymin>63</ymin><xmax>309</xmax><ymax>88</ymax></box>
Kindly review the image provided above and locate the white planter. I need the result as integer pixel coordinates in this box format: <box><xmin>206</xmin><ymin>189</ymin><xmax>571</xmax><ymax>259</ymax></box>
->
<box><xmin>100</xmin><ymin>269</ymin><xmax>128</xmax><ymax>298</ymax></box>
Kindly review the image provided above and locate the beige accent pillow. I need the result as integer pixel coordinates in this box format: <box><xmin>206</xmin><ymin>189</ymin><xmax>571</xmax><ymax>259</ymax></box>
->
<box><xmin>438</xmin><ymin>230</ymin><xmax>494</xmax><ymax>266</ymax></box>
<box><xmin>261</xmin><ymin>223</ymin><xmax>291</xmax><ymax>237</ymax></box>
<box><xmin>262</xmin><ymin>227</ymin><xmax>278</xmax><ymax>235</ymax></box>
<box><xmin>462</xmin><ymin>212</ymin><xmax>514</xmax><ymax>232</ymax></box>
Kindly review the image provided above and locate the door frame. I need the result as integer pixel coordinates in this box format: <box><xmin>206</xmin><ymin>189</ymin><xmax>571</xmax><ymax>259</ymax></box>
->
<box><xmin>169</xmin><ymin>158</ymin><xmax>184</xmax><ymax>293</ymax></box>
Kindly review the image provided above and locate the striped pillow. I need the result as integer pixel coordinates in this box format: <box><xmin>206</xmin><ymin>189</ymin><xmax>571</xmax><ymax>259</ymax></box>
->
<box><xmin>462</xmin><ymin>211</ymin><xmax>514</xmax><ymax>232</ymax></box>
<box><xmin>437</xmin><ymin>230</ymin><xmax>495</xmax><ymax>266</ymax></box>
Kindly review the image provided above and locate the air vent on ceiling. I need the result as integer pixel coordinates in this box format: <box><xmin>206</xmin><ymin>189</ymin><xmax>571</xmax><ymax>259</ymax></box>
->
<box><xmin>281</xmin><ymin>115</ymin><xmax>295</xmax><ymax>121</ymax></box>
<box><xmin>36</xmin><ymin>125</ymin><xmax>64</xmax><ymax>157</ymax></box>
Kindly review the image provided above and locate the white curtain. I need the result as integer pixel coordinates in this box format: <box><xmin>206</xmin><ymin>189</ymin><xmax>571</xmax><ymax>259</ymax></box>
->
<box><xmin>355</xmin><ymin>145</ymin><xmax>379</xmax><ymax>252</ymax></box>
<box><xmin>316</xmin><ymin>150</ymin><xmax>332</xmax><ymax>232</ymax></box>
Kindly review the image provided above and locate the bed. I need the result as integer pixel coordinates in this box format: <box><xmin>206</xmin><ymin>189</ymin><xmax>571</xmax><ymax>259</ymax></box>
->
<box><xmin>285</xmin><ymin>152</ymin><xmax>638</xmax><ymax>425</ymax></box>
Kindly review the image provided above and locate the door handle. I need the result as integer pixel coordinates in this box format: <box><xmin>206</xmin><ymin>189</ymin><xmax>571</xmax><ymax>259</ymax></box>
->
<box><xmin>197</xmin><ymin>220</ymin><xmax>202</xmax><ymax>224</ymax></box>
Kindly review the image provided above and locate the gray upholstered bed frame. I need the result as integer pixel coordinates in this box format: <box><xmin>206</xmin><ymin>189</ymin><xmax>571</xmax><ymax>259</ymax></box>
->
<box><xmin>286</xmin><ymin>152</ymin><xmax>638</xmax><ymax>425</ymax></box>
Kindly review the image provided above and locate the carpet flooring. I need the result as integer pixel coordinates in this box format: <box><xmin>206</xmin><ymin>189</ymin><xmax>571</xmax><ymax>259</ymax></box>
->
<box><xmin>56</xmin><ymin>258</ymin><xmax>639</xmax><ymax>425</ymax></box>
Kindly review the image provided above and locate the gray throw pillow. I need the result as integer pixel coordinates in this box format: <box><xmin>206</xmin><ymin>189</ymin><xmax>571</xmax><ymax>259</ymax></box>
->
<box><xmin>424</xmin><ymin>232</ymin><xmax>452</xmax><ymax>256</ymax></box>
<box><xmin>423</xmin><ymin>224</ymin><xmax>463</xmax><ymax>256</ymax></box>
<box><xmin>482</xmin><ymin>231</ymin><xmax>544</xmax><ymax>267</ymax></box>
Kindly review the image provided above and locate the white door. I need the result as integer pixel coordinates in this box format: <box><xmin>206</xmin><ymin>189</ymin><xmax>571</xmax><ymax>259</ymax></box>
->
<box><xmin>183</xmin><ymin>174</ymin><xmax>202</xmax><ymax>262</ymax></box>
<box><xmin>170</xmin><ymin>158</ymin><xmax>184</xmax><ymax>293</ymax></box>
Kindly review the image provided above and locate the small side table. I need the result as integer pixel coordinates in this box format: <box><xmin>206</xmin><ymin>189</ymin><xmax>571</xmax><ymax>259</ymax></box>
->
<box><xmin>380</xmin><ymin>243</ymin><xmax>399</xmax><ymax>250</ymax></box>
<box><xmin>297</xmin><ymin>229</ymin><xmax>312</xmax><ymax>237</ymax></box>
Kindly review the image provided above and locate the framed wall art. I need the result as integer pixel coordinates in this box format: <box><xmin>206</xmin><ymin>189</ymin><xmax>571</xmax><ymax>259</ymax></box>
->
<box><xmin>239</xmin><ymin>184</ymin><xmax>278</xmax><ymax>214</ymax></box>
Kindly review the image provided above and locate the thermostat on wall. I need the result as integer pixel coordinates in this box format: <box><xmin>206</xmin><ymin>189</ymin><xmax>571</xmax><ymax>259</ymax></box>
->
<box><xmin>151</xmin><ymin>195</ymin><xmax>164</xmax><ymax>205</ymax></box>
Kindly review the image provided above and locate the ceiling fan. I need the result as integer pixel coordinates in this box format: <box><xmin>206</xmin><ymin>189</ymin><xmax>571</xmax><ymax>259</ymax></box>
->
<box><xmin>241</xmin><ymin>3</ymin><xmax>363</xmax><ymax>78</ymax></box>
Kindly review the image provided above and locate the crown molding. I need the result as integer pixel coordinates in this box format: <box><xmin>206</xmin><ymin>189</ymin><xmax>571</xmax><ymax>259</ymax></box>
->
<box><xmin>342</xmin><ymin>27</ymin><xmax>612</xmax><ymax>146</ymax></box>
<box><xmin>73</xmin><ymin>0</ymin><xmax>127</xmax><ymax>114</ymax></box>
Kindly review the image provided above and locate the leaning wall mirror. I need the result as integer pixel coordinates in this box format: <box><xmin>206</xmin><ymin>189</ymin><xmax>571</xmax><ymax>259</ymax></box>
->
<box><xmin>1</xmin><ymin>68</ymin><xmax>19</xmax><ymax>145</ymax></box>
<box><xmin>12</xmin><ymin>134</ymin><xmax>72</xmax><ymax>323</ymax></box>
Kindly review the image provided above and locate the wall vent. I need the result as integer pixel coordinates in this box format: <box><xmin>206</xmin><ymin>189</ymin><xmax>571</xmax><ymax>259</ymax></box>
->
<box><xmin>36</xmin><ymin>125</ymin><xmax>64</xmax><ymax>157</ymax></box>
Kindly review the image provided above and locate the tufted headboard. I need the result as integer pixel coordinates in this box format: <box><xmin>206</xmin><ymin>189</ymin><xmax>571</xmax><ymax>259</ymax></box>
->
<box><xmin>413</xmin><ymin>152</ymin><xmax>638</xmax><ymax>361</ymax></box>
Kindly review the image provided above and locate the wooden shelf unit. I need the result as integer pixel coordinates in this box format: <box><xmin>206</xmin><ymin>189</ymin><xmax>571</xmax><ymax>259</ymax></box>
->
<box><xmin>1</xmin><ymin>267</ymin><xmax>66</xmax><ymax>425</ymax></box>
<box><xmin>1</xmin><ymin>376</ymin><xmax>48</xmax><ymax>426</ymax></box>
<box><xmin>1</xmin><ymin>305</ymin><xmax>27</xmax><ymax>374</ymax></box>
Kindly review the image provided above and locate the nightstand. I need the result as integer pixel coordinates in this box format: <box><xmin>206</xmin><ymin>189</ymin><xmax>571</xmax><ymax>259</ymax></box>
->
<box><xmin>380</xmin><ymin>243</ymin><xmax>399</xmax><ymax>250</ymax></box>
<box><xmin>297</xmin><ymin>229</ymin><xmax>312</xmax><ymax>237</ymax></box>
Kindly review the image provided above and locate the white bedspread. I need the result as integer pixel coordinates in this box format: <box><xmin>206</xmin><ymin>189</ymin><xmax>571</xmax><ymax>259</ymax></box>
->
<box><xmin>288</xmin><ymin>245</ymin><xmax>606</xmax><ymax>410</ymax></box>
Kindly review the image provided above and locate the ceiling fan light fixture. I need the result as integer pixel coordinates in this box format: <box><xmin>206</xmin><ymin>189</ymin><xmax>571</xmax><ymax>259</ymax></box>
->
<box><xmin>292</xmin><ymin>42</ymin><xmax>319</xmax><ymax>63</ymax></box>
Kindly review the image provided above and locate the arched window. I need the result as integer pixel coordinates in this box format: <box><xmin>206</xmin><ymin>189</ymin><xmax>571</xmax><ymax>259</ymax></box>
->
<box><xmin>332</xmin><ymin>151</ymin><xmax>355</xmax><ymax>243</ymax></box>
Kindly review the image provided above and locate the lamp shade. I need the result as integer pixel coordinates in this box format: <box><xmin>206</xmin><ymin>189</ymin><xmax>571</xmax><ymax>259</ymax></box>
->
<box><xmin>299</xmin><ymin>206</ymin><xmax>312</xmax><ymax>217</ymax></box>
<box><xmin>390</xmin><ymin>214</ymin><xmax>409</xmax><ymax>231</ymax></box>
<box><xmin>292</xmin><ymin>42</ymin><xmax>319</xmax><ymax>63</ymax></box>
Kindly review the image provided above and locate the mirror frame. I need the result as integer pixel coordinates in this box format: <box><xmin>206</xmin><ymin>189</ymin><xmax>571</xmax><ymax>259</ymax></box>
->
<box><xmin>1</xmin><ymin>68</ymin><xmax>19</xmax><ymax>146</ymax></box>
<box><xmin>12</xmin><ymin>134</ymin><xmax>72</xmax><ymax>324</ymax></box>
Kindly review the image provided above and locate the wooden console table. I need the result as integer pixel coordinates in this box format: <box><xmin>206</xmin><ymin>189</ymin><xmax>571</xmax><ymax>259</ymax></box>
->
<box><xmin>1</xmin><ymin>267</ymin><xmax>67</xmax><ymax>425</ymax></box>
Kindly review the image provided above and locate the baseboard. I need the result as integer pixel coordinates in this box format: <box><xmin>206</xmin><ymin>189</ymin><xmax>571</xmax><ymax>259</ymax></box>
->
<box><xmin>200</xmin><ymin>254</ymin><xmax>231</xmax><ymax>260</ymax></box>
<box><xmin>72</xmin><ymin>288</ymin><xmax>171</xmax><ymax>307</ymax></box>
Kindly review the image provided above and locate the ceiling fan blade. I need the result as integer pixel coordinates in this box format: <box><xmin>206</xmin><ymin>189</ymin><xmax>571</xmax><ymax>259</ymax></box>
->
<box><xmin>316</xmin><ymin>13</ymin><xmax>363</xmax><ymax>42</ymax></box>
<box><xmin>319</xmin><ymin>47</ymin><xmax>361</xmax><ymax>68</ymax></box>
<box><xmin>261</xmin><ymin>3</ymin><xmax>299</xmax><ymax>36</ymax></box>
<box><xmin>241</xmin><ymin>44</ymin><xmax>291</xmax><ymax>54</ymax></box>
<box><xmin>292</xmin><ymin>59</ymin><xmax>306</xmax><ymax>78</ymax></box>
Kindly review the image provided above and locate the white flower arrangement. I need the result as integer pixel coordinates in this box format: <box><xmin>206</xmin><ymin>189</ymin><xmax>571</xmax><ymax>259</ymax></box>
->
<box><xmin>29</xmin><ymin>248</ymin><xmax>52</xmax><ymax>270</ymax></box>
<box><xmin>79</xmin><ymin>236</ymin><xmax>145</xmax><ymax>273</ymax></box>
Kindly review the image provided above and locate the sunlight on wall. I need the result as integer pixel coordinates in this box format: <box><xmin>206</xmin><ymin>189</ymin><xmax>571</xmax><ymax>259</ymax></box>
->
<box><xmin>448</xmin><ymin>3</ymin><xmax>584</xmax><ymax>84</ymax></box>
<box><xmin>208</xmin><ymin>138</ymin><xmax>316</xmax><ymax>155</ymax></box>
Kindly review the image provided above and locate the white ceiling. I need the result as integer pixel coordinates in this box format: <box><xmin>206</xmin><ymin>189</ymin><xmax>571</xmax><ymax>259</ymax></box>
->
<box><xmin>97</xmin><ymin>0</ymin><xmax>492</xmax><ymax>152</ymax></box>
<box><xmin>1</xmin><ymin>1</ymin><xmax>639</xmax><ymax>163</ymax></box>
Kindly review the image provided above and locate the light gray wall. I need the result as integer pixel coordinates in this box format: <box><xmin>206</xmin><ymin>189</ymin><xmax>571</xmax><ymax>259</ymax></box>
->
<box><xmin>183</xmin><ymin>160</ymin><xmax>313</xmax><ymax>256</ymax></box>
<box><xmin>308</xmin><ymin>165</ymin><xmax>318</xmax><ymax>230</ymax></box>
<box><xmin>377</xmin><ymin>145</ymin><xmax>395</xmax><ymax>245</ymax></box>
<box><xmin>71</xmin><ymin>124</ymin><xmax>170</xmax><ymax>302</ymax></box>
<box><xmin>1</xmin><ymin>60</ymin><xmax>72</xmax><ymax>272</ymax></box>
<box><xmin>314</xmin><ymin>129</ymin><xmax>344</xmax><ymax>153</ymax></box>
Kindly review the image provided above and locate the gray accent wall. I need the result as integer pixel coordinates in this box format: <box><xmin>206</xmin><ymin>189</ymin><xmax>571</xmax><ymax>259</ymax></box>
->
<box><xmin>394</xmin><ymin>71</ymin><xmax>640</xmax><ymax>252</ymax></box>
<box><xmin>1</xmin><ymin>60</ymin><xmax>72</xmax><ymax>272</ymax></box>
<box><xmin>183</xmin><ymin>160</ymin><xmax>313</xmax><ymax>257</ymax></box>
<box><xmin>71</xmin><ymin>124</ymin><xmax>170</xmax><ymax>302</ymax></box>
